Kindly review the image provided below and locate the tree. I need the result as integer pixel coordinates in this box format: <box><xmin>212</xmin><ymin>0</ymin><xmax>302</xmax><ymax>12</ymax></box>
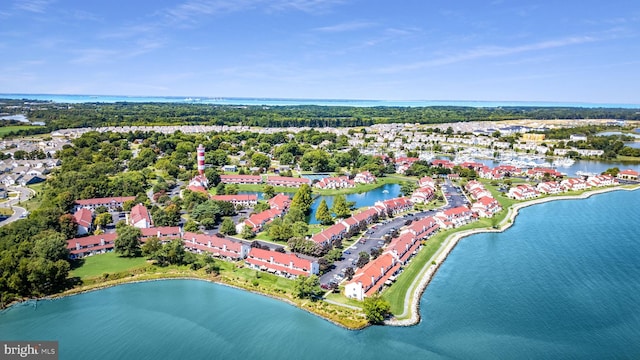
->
<box><xmin>290</xmin><ymin>184</ymin><xmax>313</xmax><ymax>214</ymax></box>
<box><xmin>284</xmin><ymin>206</ymin><xmax>305</xmax><ymax>223</ymax></box>
<box><xmin>33</xmin><ymin>230</ymin><xmax>69</xmax><ymax>261</ymax></box>
<box><xmin>268</xmin><ymin>218</ymin><xmax>293</xmax><ymax>242</ymax></box>
<box><xmin>241</xmin><ymin>225</ymin><xmax>255</xmax><ymax>239</ymax></box>
<box><xmin>363</xmin><ymin>294</ymin><xmax>391</xmax><ymax>324</ymax></box>
<box><xmin>263</xmin><ymin>185</ymin><xmax>275</xmax><ymax>199</ymax></box>
<box><xmin>315</xmin><ymin>199</ymin><xmax>334</xmax><ymax>225</ymax></box>
<box><xmin>58</xmin><ymin>214</ymin><xmax>77</xmax><ymax>239</ymax></box>
<box><xmin>141</xmin><ymin>236</ymin><xmax>162</xmax><ymax>257</ymax></box>
<box><xmin>356</xmin><ymin>251</ymin><xmax>370</xmax><ymax>268</ymax></box>
<box><xmin>400</xmin><ymin>182</ymin><xmax>417</xmax><ymax>197</ymax></box>
<box><xmin>331</xmin><ymin>194</ymin><xmax>351</xmax><ymax>219</ymax></box>
<box><xmin>94</xmin><ymin>212</ymin><xmax>112</xmax><ymax>230</ymax></box>
<box><xmin>294</xmin><ymin>275</ymin><xmax>322</xmax><ymax>300</ymax></box>
<box><xmin>251</xmin><ymin>152</ymin><xmax>271</xmax><ymax>170</ymax></box>
<box><xmin>220</xmin><ymin>217</ymin><xmax>236</xmax><ymax>235</ymax></box>
<box><xmin>115</xmin><ymin>225</ymin><xmax>142</xmax><ymax>257</ymax></box>
<box><xmin>291</xmin><ymin>221</ymin><xmax>308</xmax><ymax>238</ymax></box>
<box><xmin>183</xmin><ymin>219</ymin><xmax>199</xmax><ymax>232</ymax></box>
<box><xmin>344</xmin><ymin>267</ymin><xmax>355</xmax><ymax>280</ymax></box>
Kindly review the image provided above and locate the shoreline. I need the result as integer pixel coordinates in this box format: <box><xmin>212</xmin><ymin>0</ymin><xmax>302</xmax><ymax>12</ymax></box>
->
<box><xmin>385</xmin><ymin>184</ymin><xmax>640</xmax><ymax>327</ymax></box>
<box><xmin>3</xmin><ymin>272</ymin><xmax>367</xmax><ymax>330</ymax></box>
<box><xmin>3</xmin><ymin>185</ymin><xmax>638</xmax><ymax>330</ymax></box>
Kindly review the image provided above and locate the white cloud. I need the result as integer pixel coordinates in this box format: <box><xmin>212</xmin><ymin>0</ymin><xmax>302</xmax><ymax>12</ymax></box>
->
<box><xmin>13</xmin><ymin>0</ymin><xmax>55</xmax><ymax>13</ymax></box>
<box><xmin>314</xmin><ymin>20</ymin><xmax>375</xmax><ymax>33</ymax></box>
<box><xmin>378</xmin><ymin>35</ymin><xmax>599</xmax><ymax>73</ymax></box>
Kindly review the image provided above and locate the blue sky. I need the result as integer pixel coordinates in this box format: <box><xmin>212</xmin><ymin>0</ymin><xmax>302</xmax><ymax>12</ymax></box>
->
<box><xmin>1</xmin><ymin>0</ymin><xmax>639</xmax><ymax>103</ymax></box>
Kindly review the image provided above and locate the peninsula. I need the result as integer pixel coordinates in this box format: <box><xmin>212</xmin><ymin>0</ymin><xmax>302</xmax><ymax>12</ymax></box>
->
<box><xmin>1</xmin><ymin>100</ymin><xmax>640</xmax><ymax>329</ymax></box>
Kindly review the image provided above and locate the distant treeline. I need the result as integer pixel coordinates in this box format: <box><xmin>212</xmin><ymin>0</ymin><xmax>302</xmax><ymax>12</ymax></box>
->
<box><xmin>2</xmin><ymin>99</ymin><xmax>640</xmax><ymax>135</ymax></box>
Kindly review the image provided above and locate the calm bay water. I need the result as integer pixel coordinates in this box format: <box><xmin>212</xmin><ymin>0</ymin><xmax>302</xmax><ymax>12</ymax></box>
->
<box><xmin>1</xmin><ymin>190</ymin><xmax>639</xmax><ymax>359</ymax></box>
<box><xmin>2</xmin><ymin>93</ymin><xmax>640</xmax><ymax>108</ymax></box>
<box><xmin>307</xmin><ymin>183</ymin><xmax>401</xmax><ymax>224</ymax></box>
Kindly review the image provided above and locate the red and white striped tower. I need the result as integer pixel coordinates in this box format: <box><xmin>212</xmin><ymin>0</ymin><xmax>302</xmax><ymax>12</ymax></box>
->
<box><xmin>197</xmin><ymin>144</ymin><xmax>205</xmax><ymax>175</ymax></box>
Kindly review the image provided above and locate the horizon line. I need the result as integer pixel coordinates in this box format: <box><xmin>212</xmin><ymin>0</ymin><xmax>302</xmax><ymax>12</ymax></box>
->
<box><xmin>1</xmin><ymin>92</ymin><xmax>640</xmax><ymax>108</ymax></box>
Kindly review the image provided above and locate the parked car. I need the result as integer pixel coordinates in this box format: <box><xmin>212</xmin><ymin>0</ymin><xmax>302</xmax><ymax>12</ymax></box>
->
<box><xmin>344</xmin><ymin>250</ymin><xmax>351</xmax><ymax>255</ymax></box>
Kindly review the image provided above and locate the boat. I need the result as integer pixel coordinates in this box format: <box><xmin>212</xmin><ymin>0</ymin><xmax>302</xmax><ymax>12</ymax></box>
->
<box><xmin>382</xmin><ymin>190</ymin><xmax>389</xmax><ymax>194</ymax></box>
<box><xmin>576</xmin><ymin>170</ymin><xmax>597</xmax><ymax>177</ymax></box>
<box><xmin>552</xmin><ymin>157</ymin><xmax>576</xmax><ymax>168</ymax></box>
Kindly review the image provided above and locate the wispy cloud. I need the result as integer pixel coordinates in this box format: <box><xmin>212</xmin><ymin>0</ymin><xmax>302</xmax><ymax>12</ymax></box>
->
<box><xmin>69</xmin><ymin>38</ymin><xmax>165</xmax><ymax>65</ymax></box>
<box><xmin>162</xmin><ymin>0</ymin><xmax>346</xmax><ymax>24</ymax></box>
<box><xmin>314</xmin><ymin>20</ymin><xmax>375</xmax><ymax>33</ymax></box>
<box><xmin>13</xmin><ymin>0</ymin><xmax>55</xmax><ymax>13</ymax></box>
<box><xmin>379</xmin><ymin>35</ymin><xmax>599</xmax><ymax>73</ymax></box>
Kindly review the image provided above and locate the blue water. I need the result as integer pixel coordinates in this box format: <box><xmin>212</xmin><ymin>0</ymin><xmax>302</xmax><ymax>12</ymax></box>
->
<box><xmin>307</xmin><ymin>183</ymin><xmax>401</xmax><ymax>224</ymax></box>
<box><xmin>1</xmin><ymin>190</ymin><xmax>639</xmax><ymax>359</ymax></box>
<box><xmin>2</xmin><ymin>93</ymin><xmax>640</xmax><ymax>108</ymax></box>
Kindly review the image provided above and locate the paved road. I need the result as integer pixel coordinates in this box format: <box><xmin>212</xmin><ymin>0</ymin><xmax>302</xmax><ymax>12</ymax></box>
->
<box><xmin>0</xmin><ymin>186</ymin><xmax>35</xmax><ymax>226</ymax></box>
<box><xmin>320</xmin><ymin>180</ymin><xmax>469</xmax><ymax>287</ymax></box>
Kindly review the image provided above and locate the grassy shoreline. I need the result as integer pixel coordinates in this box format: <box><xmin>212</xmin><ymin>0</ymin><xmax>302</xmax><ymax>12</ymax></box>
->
<box><xmin>384</xmin><ymin>183</ymin><xmax>640</xmax><ymax>326</ymax></box>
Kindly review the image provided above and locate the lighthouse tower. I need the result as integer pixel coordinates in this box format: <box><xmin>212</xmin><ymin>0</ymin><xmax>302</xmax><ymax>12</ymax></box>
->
<box><xmin>197</xmin><ymin>144</ymin><xmax>206</xmax><ymax>176</ymax></box>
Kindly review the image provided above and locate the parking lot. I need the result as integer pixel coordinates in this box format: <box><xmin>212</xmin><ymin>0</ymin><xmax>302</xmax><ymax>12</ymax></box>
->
<box><xmin>319</xmin><ymin>180</ymin><xmax>469</xmax><ymax>287</ymax></box>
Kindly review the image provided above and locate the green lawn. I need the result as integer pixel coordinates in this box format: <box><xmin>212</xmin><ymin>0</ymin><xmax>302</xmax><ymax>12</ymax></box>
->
<box><xmin>0</xmin><ymin>125</ymin><xmax>36</xmax><ymax>135</ymax></box>
<box><xmin>382</xmin><ymin>233</ymin><xmax>447</xmax><ymax>315</ymax></box>
<box><xmin>70</xmin><ymin>252</ymin><xmax>149</xmax><ymax>279</ymax></box>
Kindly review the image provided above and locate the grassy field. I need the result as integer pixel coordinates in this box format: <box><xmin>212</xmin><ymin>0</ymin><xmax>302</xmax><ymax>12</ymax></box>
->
<box><xmin>23</xmin><ymin>183</ymin><xmax>45</xmax><ymax>211</ymax></box>
<box><xmin>616</xmin><ymin>155</ymin><xmax>640</xmax><ymax>163</ymax></box>
<box><xmin>0</xmin><ymin>125</ymin><xmax>36</xmax><ymax>135</ymax></box>
<box><xmin>382</xmin><ymin>232</ymin><xmax>447</xmax><ymax>315</ymax></box>
<box><xmin>70</xmin><ymin>252</ymin><xmax>150</xmax><ymax>279</ymax></box>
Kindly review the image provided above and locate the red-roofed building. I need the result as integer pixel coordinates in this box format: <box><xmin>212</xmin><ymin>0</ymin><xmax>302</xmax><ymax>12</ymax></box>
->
<box><xmin>73</xmin><ymin>208</ymin><xmax>93</xmax><ymax>235</ymax></box>
<box><xmin>586</xmin><ymin>174</ymin><xmax>618</xmax><ymax>187</ymax></box>
<box><xmin>183</xmin><ymin>232</ymin><xmax>250</xmax><ymax>260</ymax></box>
<box><xmin>189</xmin><ymin>174</ymin><xmax>209</xmax><ymax>189</ymax></box>
<box><xmin>186</xmin><ymin>185</ymin><xmax>209</xmax><ymax>196</ymax></box>
<box><xmin>129</xmin><ymin>203</ymin><xmax>152</xmax><ymax>229</ymax></box>
<box><xmin>418</xmin><ymin>176</ymin><xmax>435</xmax><ymax>188</ymax></box>
<box><xmin>471</xmin><ymin>196</ymin><xmax>502</xmax><ymax>218</ymax></box>
<box><xmin>238</xmin><ymin>208</ymin><xmax>284</xmax><ymax>233</ymax></box>
<box><xmin>435</xmin><ymin>206</ymin><xmax>473</xmax><ymax>228</ymax></box>
<box><xmin>387</xmin><ymin>233</ymin><xmax>422</xmax><ymax>264</ymax></box>
<box><xmin>527</xmin><ymin>167</ymin><xmax>563</xmax><ymax>179</ymax></box>
<box><xmin>245</xmin><ymin>247</ymin><xmax>319</xmax><ymax>278</ymax></box>
<box><xmin>67</xmin><ymin>233</ymin><xmax>117</xmax><ymax>259</ymax></box>
<box><xmin>354</xmin><ymin>171</ymin><xmax>376</xmax><ymax>184</ymax></box>
<box><xmin>73</xmin><ymin>196</ymin><xmax>136</xmax><ymax>212</ymax></box>
<box><xmin>315</xmin><ymin>176</ymin><xmax>354</xmax><ymax>189</ymax></box>
<box><xmin>459</xmin><ymin>161</ymin><xmax>484</xmax><ymax>171</ymax></box>
<box><xmin>618</xmin><ymin>169</ymin><xmax>639</xmax><ymax>181</ymax></box>
<box><xmin>140</xmin><ymin>227</ymin><xmax>181</xmax><ymax>242</ymax></box>
<box><xmin>537</xmin><ymin>181</ymin><xmax>563</xmax><ymax>194</ymax></box>
<box><xmin>395</xmin><ymin>157</ymin><xmax>419</xmax><ymax>165</ymax></box>
<box><xmin>560</xmin><ymin>178</ymin><xmax>589</xmax><ymax>191</ymax></box>
<box><xmin>431</xmin><ymin>159</ymin><xmax>455</xmax><ymax>169</ymax></box>
<box><xmin>211</xmin><ymin>194</ymin><xmax>258</xmax><ymax>207</ymax></box>
<box><xmin>268</xmin><ymin>193</ymin><xmax>291</xmax><ymax>211</ymax></box>
<box><xmin>344</xmin><ymin>253</ymin><xmax>400</xmax><ymax>301</ymax></box>
<box><xmin>376</xmin><ymin>197</ymin><xmax>413</xmax><ymax>216</ymax></box>
<box><xmin>402</xmin><ymin>216</ymin><xmax>439</xmax><ymax>240</ymax></box>
<box><xmin>311</xmin><ymin>223</ymin><xmax>347</xmax><ymax>246</ymax></box>
<box><xmin>411</xmin><ymin>187</ymin><xmax>435</xmax><ymax>204</ymax></box>
<box><xmin>266</xmin><ymin>176</ymin><xmax>311</xmax><ymax>187</ymax></box>
<box><xmin>507</xmin><ymin>184</ymin><xmax>540</xmax><ymax>200</ymax></box>
<box><xmin>220</xmin><ymin>175</ymin><xmax>262</xmax><ymax>184</ymax></box>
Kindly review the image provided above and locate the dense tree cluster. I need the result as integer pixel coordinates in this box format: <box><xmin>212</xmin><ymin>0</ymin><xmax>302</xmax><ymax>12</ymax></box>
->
<box><xmin>3</xmin><ymin>100</ymin><xmax>639</xmax><ymax>136</ymax></box>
